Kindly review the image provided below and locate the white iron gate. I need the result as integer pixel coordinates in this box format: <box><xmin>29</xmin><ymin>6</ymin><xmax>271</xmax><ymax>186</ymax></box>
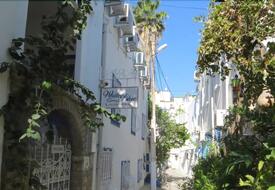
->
<box><xmin>31</xmin><ymin>136</ymin><xmax>71</xmax><ymax>190</ymax></box>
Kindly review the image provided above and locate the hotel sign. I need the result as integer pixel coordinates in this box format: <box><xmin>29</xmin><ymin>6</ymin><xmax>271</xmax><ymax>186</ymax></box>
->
<box><xmin>101</xmin><ymin>87</ymin><xmax>138</xmax><ymax>109</ymax></box>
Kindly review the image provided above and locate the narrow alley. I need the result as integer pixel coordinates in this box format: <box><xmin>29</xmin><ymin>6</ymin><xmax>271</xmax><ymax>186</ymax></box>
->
<box><xmin>0</xmin><ymin>0</ymin><xmax>274</xmax><ymax>190</ymax></box>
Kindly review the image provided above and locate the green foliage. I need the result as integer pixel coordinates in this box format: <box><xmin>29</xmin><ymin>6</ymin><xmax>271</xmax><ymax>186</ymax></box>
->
<box><xmin>239</xmin><ymin>144</ymin><xmax>275</xmax><ymax>190</ymax></box>
<box><xmin>0</xmin><ymin>1</ymin><xmax>125</xmax><ymax>189</ymax></box>
<box><xmin>191</xmin><ymin>1</ymin><xmax>275</xmax><ymax>189</ymax></box>
<box><xmin>134</xmin><ymin>0</ymin><xmax>167</xmax><ymax>36</ymax></box>
<box><xmin>178</xmin><ymin>177</ymin><xmax>194</xmax><ymax>190</ymax></box>
<box><xmin>134</xmin><ymin>0</ymin><xmax>167</xmax><ymax>64</ymax></box>
<box><xmin>156</xmin><ymin>106</ymin><xmax>189</xmax><ymax>171</ymax></box>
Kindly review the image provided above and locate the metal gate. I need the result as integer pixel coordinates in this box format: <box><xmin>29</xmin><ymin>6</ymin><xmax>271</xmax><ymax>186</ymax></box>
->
<box><xmin>31</xmin><ymin>136</ymin><xmax>71</xmax><ymax>190</ymax></box>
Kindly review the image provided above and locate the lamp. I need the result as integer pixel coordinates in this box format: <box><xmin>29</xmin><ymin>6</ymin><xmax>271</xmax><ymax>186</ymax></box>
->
<box><xmin>156</xmin><ymin>43</ymin><xmax>168</xmax><ymax>54</ymax></box>
<box><xmin>231</xmin><ymin>74</ymin><xmax>241</xmax><ymax>91</ymax></box>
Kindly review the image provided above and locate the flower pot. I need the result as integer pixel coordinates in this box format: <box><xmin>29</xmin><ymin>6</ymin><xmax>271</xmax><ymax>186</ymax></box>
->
<box><xmin>257</xmin><ymin>89</ymin><xmax>274</xmax><ymax>108</ymax></box>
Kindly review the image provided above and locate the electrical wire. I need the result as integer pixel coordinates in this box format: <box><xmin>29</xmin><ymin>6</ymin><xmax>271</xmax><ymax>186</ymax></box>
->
<box><xmin>155</xmin><ymin>58</ymin><xmax>164</xmax><ymax>91</ymax></box>
<box><xmin>155</xmin><ymin>55</ymin><xmax>175</xmax><ymax>97</ymax></box>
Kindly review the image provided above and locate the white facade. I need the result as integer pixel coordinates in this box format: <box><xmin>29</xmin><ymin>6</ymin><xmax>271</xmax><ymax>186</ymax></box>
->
<box><xmin>91</xmin><ymin>4</ymin><xmax>149</xmax><ymax>190</ymax></box>
<box><xmin>156</xmin><ymin>91</ymin><xmax>198</xmax><ymax>177</ymax></box>
<box><xmin>193</xmin><ymin>61</ymin><xmax>238</xmax><ymax>157</ymax></box>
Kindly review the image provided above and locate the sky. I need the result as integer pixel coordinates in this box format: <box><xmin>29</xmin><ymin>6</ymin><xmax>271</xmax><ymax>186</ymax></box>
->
<box><xmin>156</xmin><ymin>0</ymin><xmax>210</xmax><ymax>97</ymax></box>
<box><xmin>128</xmin><ymin>0</ymin><xmax>210</xmax><ymax>97</ymax></box>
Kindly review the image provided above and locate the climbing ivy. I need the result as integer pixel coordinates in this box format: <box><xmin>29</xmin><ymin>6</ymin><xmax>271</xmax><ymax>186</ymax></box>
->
<box><xmin>0</xmin><ymin>1</ymin><xmax>125</xmax><ymax>189</ymax></box>
<box><xmin>1</xmin><ymin>0</ymin><xmax>125</xmax><ymax>141</ymax></box>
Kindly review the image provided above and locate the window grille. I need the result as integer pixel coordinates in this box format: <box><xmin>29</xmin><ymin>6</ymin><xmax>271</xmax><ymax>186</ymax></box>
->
<box><xmin>121</xmin><ymin>160</ymin><xmax>130</xmax><ymax>190</ymax></box>
<box><xmin>99</xmin><ymin>148</ymin><xmax>113</xmax><ymax>185</ymax></box>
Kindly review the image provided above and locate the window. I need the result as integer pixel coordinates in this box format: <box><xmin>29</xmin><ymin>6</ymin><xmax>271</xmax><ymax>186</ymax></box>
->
<box><xmin>121</xmin><ymin>160</ymin><xmax>130</xmax><ymax>190</ymax></box>
<box><xmin>137</xmin><ymin>159</ymin><xmax>143</xmax><ymax>182</ymax></box>
<box><xmin>131</xmin><ymin>109</ymin><xmax>136</xmax><ymax>135</ymax></box>
<box><xmin>146</xmin><ymin>153</ymin><xmax>150</xmax><ymax>162</ymax></box>
<box><xmin>111</xmin><ymin>74</ymin><xmax>121</xmax><ymax>127</ymax></box>
<box><xmin>215</xmin><ymin>128</ymin><xmax>222</xmax><ymax>142</ymax></box>
<box><xmin>145</xmin><ymin>164</ymin><xmax>150</xmax><ymax>172</ymax></box>
<box><xmin>141</xmin><ymin>113</ymin><xmax>146</xmax><ymax>140</ymax></box>
<box><xmin>99</xmin><ymin>148</ymin><xmax>113</xmax><ymax>185</ymax></box>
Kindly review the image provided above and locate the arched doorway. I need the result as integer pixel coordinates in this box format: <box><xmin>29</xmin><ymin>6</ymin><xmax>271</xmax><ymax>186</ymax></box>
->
<box><xmin>30</xmin><ymin>109</ymin><xmax>84</xmax><ymax>190</ymax></box>
<box><xmin>29</xmin><ymin>90</ymin><xmax>96</xmax><ymax>190</ymax></box>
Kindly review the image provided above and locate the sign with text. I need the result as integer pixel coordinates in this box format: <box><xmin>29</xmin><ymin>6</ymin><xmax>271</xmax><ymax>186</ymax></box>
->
<box><xmin>101</xmin><ymin>87</ymin><xmax>138</xmax><ymax>109</ymax></box>
<box><xmin>51</xmin><ymin>145</ymin><xmax>65</xmax><ymax>154</ymax></box>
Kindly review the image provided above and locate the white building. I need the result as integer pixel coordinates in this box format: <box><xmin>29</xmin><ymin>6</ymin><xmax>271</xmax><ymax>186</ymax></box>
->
<box><xmin>156</xmin><ymin>91</ymin><xmax>198</xmax><ymax>177</ymax></box>
<box><xmin>0</xmin><ymin>1</ymin><xmax>150</xmax><ymax>189</ymax></box>
<box><xmin>193</xmin><ymin>60</ymin><xmax>238</xmax><ymax>157</ymax></box>
<box><xmin>91</xmin><ymin>2</ymin><xmax>150</xmax><ymax>190</ymax></box>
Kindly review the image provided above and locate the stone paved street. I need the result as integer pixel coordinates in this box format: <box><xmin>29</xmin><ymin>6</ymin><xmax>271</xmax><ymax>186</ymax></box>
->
<box><xmin>160</xmin><ymin>168</ymin><xmax>186</xmax><ymax>190</ymax></box>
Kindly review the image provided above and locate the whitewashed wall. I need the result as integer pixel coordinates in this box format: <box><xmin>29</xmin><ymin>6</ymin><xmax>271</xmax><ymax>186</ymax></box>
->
<box><xmin>156</xmin><ymin>92</ymin><xmax>198</xmax><ymax>177</ymax></box>
<box><xmin>77</xmin><ymin>3</ymin><xmax>149</xmax><ymax>190</ymax></box>
<box><xmin>100</xmin><ymin>10</ymin><xmax>148</xmax><ymax>190</ymax></box>
<box><xmin>0</xmin><ymin>0</ymin><xmax>29</xmax><ymax>184</ymax></box>
<box><xmin>75</xmin><ymin>1</ymin><xmax>105</xmax><ymax>100</ymax></box>
<box><xmin>194</xmin><ymin>61</ymin><xmax>236</xmax><ymax>155</ymax></box>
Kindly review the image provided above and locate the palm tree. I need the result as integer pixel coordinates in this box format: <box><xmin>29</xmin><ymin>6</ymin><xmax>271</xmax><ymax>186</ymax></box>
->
<box><xmin>134</xmin><ymin>0</ymin><xmax>167</xmax><ymax>39</ymax></box>
<box><xmin>134</xmin><ymin>0</ymin><xmax>167</xmax><ymax>58</ymax></box>
<box><xmin>134</xmin><ymin>1</ymin><xmax>167</xmax><ymax>189</ymax></box>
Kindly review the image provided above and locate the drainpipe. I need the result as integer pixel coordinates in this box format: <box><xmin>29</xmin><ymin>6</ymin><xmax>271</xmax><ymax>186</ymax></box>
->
<box><xmin>96</xmin><ymin>8</ymin><xmax>107</xmax><ymax>190</ymax></box>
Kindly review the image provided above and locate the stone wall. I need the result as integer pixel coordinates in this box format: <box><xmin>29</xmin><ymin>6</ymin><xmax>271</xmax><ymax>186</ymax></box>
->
<box><xmin>51</xmin><ymin>90</ymin><xmax>97</xmax><ymax>190</ymax></box>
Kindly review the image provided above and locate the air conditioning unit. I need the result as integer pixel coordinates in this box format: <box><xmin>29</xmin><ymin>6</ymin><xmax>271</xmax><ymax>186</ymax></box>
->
<box><xmin>114</xmin><ymin>6</ymin><xmax>134</xmax><ymax>36</ymax></box>
<box><xmin>133</xmin><ymin>52</ymin><xmax>145</xmax><ymax>67</ymax></box>
<box><xmin>109</xmin><ymin>1</ymin><xmax>129</xmax><ymax>16</ymax></box>
<box><xmin>121</xmin><ymin>35</ymin><xmax>140</xmax><ymax>52</ymax></box>
<box><xmin>139</xmin><ymin>66</ymin><xmax>148</xmax><ymax>79</ymax></box>
<box><xmin>216</xmin><ymin>109</ymin><xmax>227</xmax><ymax>126</ymax></box>
<box><xmin>119</xmin><ymin>25</ymin><xmax>136</xmax><ymax>37</ymax></box>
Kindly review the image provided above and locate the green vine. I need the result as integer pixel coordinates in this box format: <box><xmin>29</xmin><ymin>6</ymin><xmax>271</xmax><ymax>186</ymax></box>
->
<box><xmin>0</xmin><ymin>1</ymin><xmax>125</xmax><ymax>188</ymax></box>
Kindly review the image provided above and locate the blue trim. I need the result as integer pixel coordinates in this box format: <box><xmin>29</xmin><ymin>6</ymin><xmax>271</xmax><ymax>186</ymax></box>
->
<box><xmin>111</xmin><ymin>108</ymin><xmax>120</xmax><ymax>127</ymax></box>
<box><xmin>111</xmin><ymin>119</ymin><xmax>120</xmax><ymax>127</ymax></box>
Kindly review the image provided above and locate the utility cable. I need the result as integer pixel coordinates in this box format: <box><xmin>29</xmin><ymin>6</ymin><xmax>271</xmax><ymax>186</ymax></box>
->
<box><xmin>155</xmin><ymin>55</ymin><xmax>175</xmax><ymax>97</ymax></box>
<box><xmin>155</xmin><ymin>59</ymin><xmax>164</xmax><ymax>91</ymax></box>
